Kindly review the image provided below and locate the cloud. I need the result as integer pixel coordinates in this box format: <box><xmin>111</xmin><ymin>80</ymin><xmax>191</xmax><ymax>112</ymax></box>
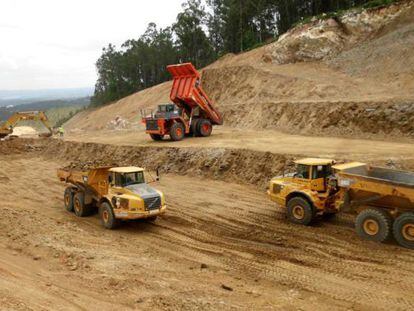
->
<box><xmin>0</xmin><ymin>0</ymin><xmax>184</xmax><ymax>90</ymax></box>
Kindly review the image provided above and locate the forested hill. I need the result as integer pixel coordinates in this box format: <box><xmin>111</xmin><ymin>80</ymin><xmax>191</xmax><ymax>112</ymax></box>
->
<box><xmin>92</xmin><ymin>0</ymin><xmax>399</xmax><ymax>107</ymax></box>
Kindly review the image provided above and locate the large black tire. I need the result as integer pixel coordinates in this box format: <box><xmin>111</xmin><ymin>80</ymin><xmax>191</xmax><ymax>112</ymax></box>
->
<box><xmin>73</xmin><ymin>191</ymin><xmax>93</xmax><ymax>217</ymax></box>
<box><xmin>99</xmin><ymin>202</ymin><xmax>120</xmax><ymax>229</ymax></box>
<box><xmin>170</xmin><ymin>122</ymin><xmax>185</xmax><ymax>141</ymax></box>
<box><xmin>197</xmin><ymin>119</ymin><xmax>212</xmax><ymax>137</ymax></box>
<box><xmin>286</xmin><ymin>197</ymin><xmax>315</xmax><ymax>226</ymax></box>
<box><xmin>150</xmin><ymin>134</ymin><xmax>164</xmax><ymax>141</ymax></box>
<box><xmin>393</xmin><ymin>212</ymin><xmax>414</xmax><ymax>249</ymax></box>
<box><xmin>64</xmin><ymin>187</ymin><xmax>74</xmax><ymax>212</ymax></box>
<box><xmin>190</xmin><ymin>119</ymin><xmax>200</xmax><ymax>136</ymax></box>
<box><xmin>355</xmin><ymin>208</ymin><xmax>393</xmax><ymax>243</ymax></box>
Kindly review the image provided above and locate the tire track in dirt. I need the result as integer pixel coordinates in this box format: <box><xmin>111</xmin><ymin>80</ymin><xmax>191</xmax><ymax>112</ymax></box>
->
<box><xmin>2</xmin><ymin>144</ymin><xmax>414</xmax><ymax>309</ymax></box>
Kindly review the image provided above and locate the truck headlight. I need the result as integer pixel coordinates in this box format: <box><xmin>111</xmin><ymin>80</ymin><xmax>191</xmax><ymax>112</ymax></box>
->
<box><xmin>273</xmin><ymin>184</ymin><xmax>283</xmax><ymax>194</ymax></box>
<box><xmin>116</xmin><ymin>198</ymin><xmax>129</xmax><ymax>209</ymax></box>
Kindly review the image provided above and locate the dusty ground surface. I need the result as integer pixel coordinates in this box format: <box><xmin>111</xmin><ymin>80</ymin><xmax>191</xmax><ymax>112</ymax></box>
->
<box><xmin>2</xmin><ymin>2</ymin><xmax>414</xmax><ymax>310</ymax></box>
<box><xmin>66</xmin><ymin>126</ymin><xmax>414</xmax><ymax>163</ymax></box>
<box><xmin>1</xmin><ymin>152</ymin><xmax>414</xmax><ymax>311</ymax></box>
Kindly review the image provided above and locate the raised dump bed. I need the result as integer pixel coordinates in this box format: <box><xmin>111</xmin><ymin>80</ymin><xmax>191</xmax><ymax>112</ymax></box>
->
<box><xmin>57</xmin><ymin>166</ymin><xmax>166</xmax><ymax>229</ymax></box>
<box><xmin>142</xmin><ymin>63</ymin><xmax>223</xmax><ymax>141</ymax></box>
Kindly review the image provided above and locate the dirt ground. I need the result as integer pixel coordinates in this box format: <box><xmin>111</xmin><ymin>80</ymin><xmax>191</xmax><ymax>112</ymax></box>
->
<box><xmin>66</xmin><ymin>126</ymin><xmax>414</xmax><ymax>163</ymax></box>
<box><xmin>1</xmin><ymin>153</ymin><xmax>414</xmax><ymax>311</ymax></box>
<box><xmin>2</xmin><ymin>3</ymin><xmax>414</xmax><ymax>310</ymax></box>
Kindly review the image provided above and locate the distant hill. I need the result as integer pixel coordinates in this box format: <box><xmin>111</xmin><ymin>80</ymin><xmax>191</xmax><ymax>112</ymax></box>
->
<box><xmin>0</xmin><ymin>87</ymin><xmax>93</xmax><ymax>107</ymax></box>
<box><xmin>0</xmin><ymin>97</ymin><xmax>90</xmax><ymax>122</ymax></box>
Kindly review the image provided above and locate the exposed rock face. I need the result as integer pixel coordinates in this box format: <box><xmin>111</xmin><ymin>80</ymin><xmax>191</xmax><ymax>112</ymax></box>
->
<box><xmin>264</xmin><ymin>0</ymin><xmax>414</xmax><ymax>64</ymax></box>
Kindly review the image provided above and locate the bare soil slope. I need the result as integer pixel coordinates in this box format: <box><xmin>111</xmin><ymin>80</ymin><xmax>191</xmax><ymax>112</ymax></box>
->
<box><xmin>65</xmin><ymin>1</ymin><xmax>414</xmax><ymax>140</ymax></box>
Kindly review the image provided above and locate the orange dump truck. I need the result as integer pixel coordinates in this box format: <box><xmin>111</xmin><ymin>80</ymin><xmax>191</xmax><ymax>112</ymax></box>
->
<box><xmin>57</xmin><ymin>166</ymin><xmax>166</xmax><ymax>229</ymax></box>
<box><xmin>141</xmin><ymin>63</ymin><xmax>223</xmax><ymax>141</ymax></box>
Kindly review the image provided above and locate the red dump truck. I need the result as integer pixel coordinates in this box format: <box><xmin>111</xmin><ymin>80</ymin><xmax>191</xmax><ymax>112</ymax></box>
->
<box><xmin>141</xmin><ymin>63</ymin><xmax>223</xmax><ymax>141</ymax></box>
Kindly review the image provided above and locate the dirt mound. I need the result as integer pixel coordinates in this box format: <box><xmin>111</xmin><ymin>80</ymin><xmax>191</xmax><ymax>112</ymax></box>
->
<box><xmin>264</xmin><ymin>0</ymin><xmax>414</xmax><ymax>64</ymax></box>
<box><xmin>0</xmin><ymin>138</ymin><xmax>46</xmax><ymax>155</ymax></box>
<box><xmin>8</xmin><ymin>139</ymin><xmax>414</xmax><ymax>190</ymax></box>
<box><xmin>12</xmin><ymin>126</ymin><xmax>38</xmax><ymax>136</ymax></box>
<box><xmin>63</xmin><ymin>160</ymin><xmax>120</xmax><ymax>171</ymax></box>
<box><xmin>106</xmin><ymin>116</ymin><xmax>130</xmax><ymax>130</ymax></box>
<box><xmin>42</xmin><ymin>140</ymin><xmax>292</xmax><ymax>189</ymax></box>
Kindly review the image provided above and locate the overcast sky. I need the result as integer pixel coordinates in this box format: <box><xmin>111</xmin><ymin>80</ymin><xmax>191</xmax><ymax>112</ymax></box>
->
<box><xmin>0</xmin><ymin>0</ymin><xmax>184</xmax><ymax>91</ymax></box>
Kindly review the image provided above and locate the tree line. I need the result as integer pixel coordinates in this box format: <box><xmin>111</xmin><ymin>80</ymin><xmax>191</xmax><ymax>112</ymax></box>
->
<box><xmin>91</xmin><ymin>0</ymin><xmax>392</xmax><ymax>106</ymax></box>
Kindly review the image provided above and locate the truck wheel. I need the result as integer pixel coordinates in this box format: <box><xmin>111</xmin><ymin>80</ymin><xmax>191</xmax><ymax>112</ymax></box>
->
<box><xmin>286</xmin><ymin>197</ymin><xmax>315</xmax><ymax>226</ymax></box>
<box><xmin>197</xmin><ymin>119</ymin><xmax>212</xmax><ymax>137</ymax></box>
<box><xmin>150</xmin><ymin>134</ymin><xmax>164</xmax><ymax>141</ymax></box>
<box><xmin>64</xmin><ymin>187</ymin><xmax>74</xmax><ymax>212</ymax></box>
<box><xmin>170</xmin><ymin>122</ymin><xmax>185</xmax><ymax>141</ymax></box>
<box><xmin>73</xmin><ymin>192</ymin><xmax>92</xmax><ymax>217</ymax></box>
<box><xmin>99</xmin><ymin>202</ymin><xmax>120</xmax><ymax>229</ymax></box>
<box><xmin>355</xmin><ymin>208</ymin><xmax>392</xmax><ymax>243</ymax></box>
<box><xmin>393</xmin><ymin>212</ymin><xmax>414</xmax><ymax>249</ymax></box>
<box><xmin>190</xmin><ymin>119</ymin><xmax>200</xmax><ymax>136</ymax></box>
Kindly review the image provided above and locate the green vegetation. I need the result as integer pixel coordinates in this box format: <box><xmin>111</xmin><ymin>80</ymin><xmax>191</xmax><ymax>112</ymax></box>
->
<box><xmin>92</xmin><ymin>0</ymin><xmax>400</xmax><ymax>107</ymax></box>
<box><xmin>296</xmin><ymin>0</ymin><xmax>400</xmax><ymax>25</ymax></box>
<box><xmin>46</xmin><ymin>105</ymin><xmax>85</xmax><ymax>127</ymax></box>
<box><xmin>363</xmin><ymin>0</ymin><xmax>399</xmax><ymax>8</ymax></box>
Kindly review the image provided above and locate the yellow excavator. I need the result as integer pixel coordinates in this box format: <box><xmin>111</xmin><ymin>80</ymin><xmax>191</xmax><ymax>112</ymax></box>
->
<box><xmin>0</xmin><ymin>111</ymin><xmax>53</xmax><ymax>139</ymax></box>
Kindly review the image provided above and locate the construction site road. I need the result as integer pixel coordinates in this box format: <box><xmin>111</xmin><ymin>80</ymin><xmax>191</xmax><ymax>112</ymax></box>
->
<box><xmin>66</xmin><ymin>126</ymin><xmax>414</xmax><ymax>162</ymax></box>
<box><xmin>1</xmin><ymin>153</ymin><xmax>414</xmax><ymax>310</ymax></box>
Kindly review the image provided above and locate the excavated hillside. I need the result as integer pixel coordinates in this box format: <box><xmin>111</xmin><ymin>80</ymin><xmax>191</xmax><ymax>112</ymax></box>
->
<box><xmin>65</xmin><ymin>0</ymin><xmax>414</xmax><ymax>140</ymax></box>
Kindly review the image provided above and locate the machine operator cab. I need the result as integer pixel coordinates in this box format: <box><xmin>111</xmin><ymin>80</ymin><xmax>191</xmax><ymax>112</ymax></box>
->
<box><xmin>291</xmin><ymin>158</ymin><xmax>335</xmax><ymax>192</ymax></box>
<box><xmin>108</xmin><ymin>167</ymin><xmax>146</xmax><ymax>188</ymax></box>
<box><xmin>155</xmin><ymin>103</ymin><xmax>182</xmax><ymax>119</ymax></box>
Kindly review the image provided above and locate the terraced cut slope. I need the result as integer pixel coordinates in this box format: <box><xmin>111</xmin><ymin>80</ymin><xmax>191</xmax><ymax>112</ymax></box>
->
<box><xmin>65</xmin><ymin>1</ymin><xmax>414</xmax><ymax>140</ymax></box>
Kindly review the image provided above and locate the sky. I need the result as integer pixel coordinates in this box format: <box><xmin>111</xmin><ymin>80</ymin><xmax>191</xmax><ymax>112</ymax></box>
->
<box><xmin>0</xmin><ymin>0</ymin><xmax>184</xmax><ymax>91</ymax></box>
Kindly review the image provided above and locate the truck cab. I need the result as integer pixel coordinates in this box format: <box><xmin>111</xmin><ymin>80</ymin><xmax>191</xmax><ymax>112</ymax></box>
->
<box><xmin>292</xmin><ymin>159</ymin><xmax>334</xmax><ymax>192</ymax></box>
<box><xmin>105</xmin><ymin>167</ymin><xmax>166</xmax><ymax>224</ymax></box>
<box><xmin>268</xmin><ymin>158</ymin><xmax>337</xmax><ymax>225</ymax></box>
<box><xmin>154</xmin><ymin>104</ymin><xmax>182</xmax><ymax>119</ymax></box>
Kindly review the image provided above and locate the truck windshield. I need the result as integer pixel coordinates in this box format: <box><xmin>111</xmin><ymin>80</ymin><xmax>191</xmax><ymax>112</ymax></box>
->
<box><xmin>158</xmin><ymin>104</ymin><xmax>176</xmax><ymax>113</ymax></box>
<box><xmin>119</xmin><ymin>172</ymin><xmax>145</xmax><ymax>186</ymax></box>
<box><xmin>312</xmin><ymin>165</ymin><xmax>332</xmax><ymax>179</ymax></box>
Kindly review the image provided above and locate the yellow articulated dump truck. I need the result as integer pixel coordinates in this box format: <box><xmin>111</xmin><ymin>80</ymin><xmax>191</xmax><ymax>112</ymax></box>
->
<box><xmin>268</xmin><ymin>158</ymin><xmax>414</xmax><ymax>249</ymax></box>
<box><xmin>57</xmin><ymin>166</ymin><xmax>166</xmax><ymax>229</ymax></box>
